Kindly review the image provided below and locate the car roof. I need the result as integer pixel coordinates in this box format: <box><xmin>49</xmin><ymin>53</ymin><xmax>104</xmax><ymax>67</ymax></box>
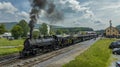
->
<box><xmin>116</xmin><ymin>61</ymin><xmax>120</xmax><ymax>64</ymax></box>
<box><xmin>112</xmin><ymin>42</ymin><xmax>116</xmax><ymax>43</ymax></box>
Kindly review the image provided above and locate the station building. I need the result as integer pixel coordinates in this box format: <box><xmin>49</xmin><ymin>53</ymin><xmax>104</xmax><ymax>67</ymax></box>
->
<box><xmin>105</xmin><ymin>26</ymin><xmax>120</xmax><ymax>38</ymax></box>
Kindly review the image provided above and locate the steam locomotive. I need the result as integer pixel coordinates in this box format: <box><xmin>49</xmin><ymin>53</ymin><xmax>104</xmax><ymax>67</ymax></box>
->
<box><xmin>20</xmin><ymin>34</ymin><xmax>98</xmax><ymax>58</ymax></box>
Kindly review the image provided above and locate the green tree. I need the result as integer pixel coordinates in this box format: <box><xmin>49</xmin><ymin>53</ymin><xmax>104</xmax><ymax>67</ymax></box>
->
<box><xmin>11</xmin><ymin>25</ymin><xmax>23</xmax><ymax>39</ymax></box>
<box><xmin>32</xmin><ymin>31</ymin><xmax>40</xmax><ymax>39</ymax></box>
<box><xmin>17</xmin><ymin>20</ymin><xmax>29</xmax><ymax>37</ymax></box>
<box><xmin>0</xmin><ymin>24</ymin><xmax>6</xmax><ymax>34</ymax></box>
<box><xmin>56</xmin><ymin>29</ymin><xmax>63</xmax><ymax>35</ymax></box>
<box><xmin>62</xmin><ymin>29</ymin><xmax>69</xmax><ymax>34</ymax></box>
<box><xmin>39</xmin><ymin>23</ymin><xmax>48</xmax><ymax>36</ymax></box>
<box><xmin>50</xmin><ymin>29</ymin><xmax>55</xmax><ymax>35</ymax></box>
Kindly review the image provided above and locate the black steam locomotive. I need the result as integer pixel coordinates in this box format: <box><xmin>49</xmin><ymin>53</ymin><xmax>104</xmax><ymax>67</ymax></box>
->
<box><xmin>20</xmin><ymin>34</ymin><xmax>98</xmax><ymax>58</ymax></box>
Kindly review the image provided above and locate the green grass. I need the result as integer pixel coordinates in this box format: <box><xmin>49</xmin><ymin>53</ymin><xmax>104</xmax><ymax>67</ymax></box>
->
<box><xmin>0</xmin><ymin>38</ymin><xmax>24</xmax><ymax>56</ymax></box>
<box><xmin>63</xmin><ymin>38</ymin><xmax>115</xmax><ymax>67</ymax></box>
<box><xmin>0</xmin><ymin>47</ymin><xmax>23</xmax><ymax>55</ymax></box>
<box><xmin>0</xmin><ymin>38</ymin><xmax>24</xmax><ymax>46</ymax></box>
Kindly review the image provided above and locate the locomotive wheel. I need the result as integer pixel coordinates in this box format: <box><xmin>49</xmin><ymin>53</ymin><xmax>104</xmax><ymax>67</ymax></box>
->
<box><xmin>31</xmin><ymin>49</ymin><xmax>37</xmax><ymax>55</ymax></box>
<box><xmin>54</xmin><ymin>45</ymin><xmax>60</xmax><ymax>50</ymax></box>
<box><xmin>20</xmin><ymin>50</ymin><xmax>31</xmax><ymax>58</ymax></box>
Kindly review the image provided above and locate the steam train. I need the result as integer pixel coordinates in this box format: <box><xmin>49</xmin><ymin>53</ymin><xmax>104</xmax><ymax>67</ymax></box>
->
<box><xmin>20</xmin><ymin>34</ymin><xmax>98</xmax><ymax>58</ymax></box>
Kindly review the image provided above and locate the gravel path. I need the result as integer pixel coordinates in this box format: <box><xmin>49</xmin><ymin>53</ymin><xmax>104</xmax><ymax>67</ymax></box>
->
<box><xmin>0</xmin><ymin>46</ymin><xmax>22</xmax><ymax>48</ymax></box>
<box><xmin>33</xmin><ymin>37</ymin><xmax>100</xmax><ymax>67</ymax></box>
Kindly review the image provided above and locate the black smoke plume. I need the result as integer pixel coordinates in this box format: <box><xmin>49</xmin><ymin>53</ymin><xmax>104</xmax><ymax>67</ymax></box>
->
<box><xmin>28</xmin><ymin>0</ymin><xmax>64</xmax><ymax>39</ymax></box>
<box><xmin>29</xmin><ymin>0</ymin><xmax>47</xmax><ymax>39</ymax></box>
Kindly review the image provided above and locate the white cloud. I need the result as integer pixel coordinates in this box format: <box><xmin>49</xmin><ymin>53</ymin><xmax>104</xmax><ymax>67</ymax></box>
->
<box><xmin>0</xmin><ymin>2</ymin><xmax>30</xmax><ymax>22</ymax></box>
<box><xmin>54</xmin><ymin>0</ymin><xmax>95</xmax><ymax>21</ymax></box>
<box><xmin>99</xmin><ymin>3</ymin><xmax>120</xmax><ymax>10</ymax></box>
<box><xmin>81</xmin><ymin>1</ymin><xmax>93</xmax><ymax>7</ymax></box>
<box><xmin>17</xmin><ymin>11</ymin><xmax>29</xmax><ymax>19</ymax></box>
<box><xmin>86</xmin><ymin>0</ymin><xmax>120</xmax><ymax>30</ymax></box>
<box><xmin>59</xmin><ymin>0</ymin><xmax>89</xmax><ymax>12</ymax></box>
<box><xmin>83</xmin><ymin>10</ymin><xmax>94</xmax><ymax>19</ymax></box>
<box><xmin>0</xmin><ymin>2</ymin><xmax>18</xmax><ymax>14</ymax></box>
<box><xmin>68</xmin><ymin>0</ymin><xmax>88</xmax><ymax>11</ymax></box>
<box><xmin>16</xmin><ymin>11</ymin><xmax>30</xmax><ymax>22</ymax></box>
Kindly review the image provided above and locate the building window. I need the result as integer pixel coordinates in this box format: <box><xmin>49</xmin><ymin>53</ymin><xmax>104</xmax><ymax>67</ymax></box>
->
<box><xmin>107</xmin><ymin>30</ymin><xmax>109</xmax><ymax>32</ymax></box>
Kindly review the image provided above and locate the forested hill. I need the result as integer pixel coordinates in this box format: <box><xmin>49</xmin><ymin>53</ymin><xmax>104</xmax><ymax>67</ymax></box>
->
<box><xmin>52</xmin><ymin>27</ymin><xmax>94</xmax><ymax>34</ymax></box>
<box><xmin>0</xmin><ymin>22</ymin><xmax>93</xmax><ymax>32</ymax></box>
<box><xmin>0</xmin><ymin>22</ymin><xmax>18</xmax><ymax>30</ymax></box>
<box><xmin>54</xmin><ymin>27</ymin><xmax>93</xmax><ymax>31</ymax></box>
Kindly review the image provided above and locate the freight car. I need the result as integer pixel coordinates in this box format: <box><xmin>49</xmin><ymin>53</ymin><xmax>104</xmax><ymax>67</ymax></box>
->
<box><xmin>20</xmin><ymin>34</ymin><xmax>98</xmax><ymax>58</ymax></box>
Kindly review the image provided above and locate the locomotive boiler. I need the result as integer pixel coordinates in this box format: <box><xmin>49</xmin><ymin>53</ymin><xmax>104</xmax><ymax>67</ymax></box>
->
<box><xmin>20</xmin><ymin>36</ymin><xmax>58</xmax><ymax>57</ymax></box>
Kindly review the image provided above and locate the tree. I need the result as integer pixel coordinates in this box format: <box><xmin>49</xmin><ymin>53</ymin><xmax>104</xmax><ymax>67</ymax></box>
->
<box><xmin>11</xmin><ymin>25</ymin><xmax>23</xmax><ymax>39</ymax></box>
<box><xmin>50</xmin><ymin>29</ymin><xmax>55</xmax><ymax>35</ymax></box>
<box><xmin>17</xmin><ymin>20</ymin><xmax>29</xmax><ymax>37</ymax></box>
<box><xmin>32</xmin><ymin>31</ymin><xmax>40</xmax><ymax>39</ymax></box>
<box><xmin>39</xmin><ymin>23</ymin><xmax>48</xmax><ymax>36</ymax></box>
<box><xmin>56</xmin><ymin>29</ymin><xmax>63</xmax><ymax>35</ymax></box>
<box><xmin>0</xmin><ymin>24</ymin><xmax>6</xmax><ymax>34</ymax></box>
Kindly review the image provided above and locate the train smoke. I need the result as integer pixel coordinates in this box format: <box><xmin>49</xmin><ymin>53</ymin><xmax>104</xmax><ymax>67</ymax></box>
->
<box><xmin>47</xmin><ymin>25</ymin><xmax>50</xmax><ymax>35</ymax></box>
<box><xmin>29</xmin><ymin>0</ymin><xmax>64</xmax><ymax>38</ymax></box>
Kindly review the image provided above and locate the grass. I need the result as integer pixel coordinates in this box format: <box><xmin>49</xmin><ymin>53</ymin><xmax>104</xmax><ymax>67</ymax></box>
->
<box><xmin>0</xmin><ymin>38</ymin><xmax>24</xmax><ymax>56</ymax></box>
<box><xmin>0</xmin><ymin>38</ymin><xmax>24</xmax><ymax>46</ymax></box>
<box><xmin>0</xmin><ymin>47</ymin><xmax>23</xmax><ymax>56</ymax></box>
<box><xmin>63</xmin><ymin>38</ymin><xmax>115</xmax><ymax>67</ymax></box>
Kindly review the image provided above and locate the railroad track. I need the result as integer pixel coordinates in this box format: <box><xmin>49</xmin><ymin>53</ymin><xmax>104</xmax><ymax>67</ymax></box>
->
<box><xmin>0</xmin><ymin>42</ymin><xmax>85</xmax><ymax>67</ymax></box>
<box><xmin>0</xmin><ymin>53</ymin><xmax>19</xmax><ymax>66</ymax></box>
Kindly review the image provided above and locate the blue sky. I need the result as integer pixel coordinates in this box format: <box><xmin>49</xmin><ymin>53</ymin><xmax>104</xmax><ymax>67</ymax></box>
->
<box><xmin>0</xmin><ymin>0</ymin><xmax>120</xmax><ymax>30</ymax></box>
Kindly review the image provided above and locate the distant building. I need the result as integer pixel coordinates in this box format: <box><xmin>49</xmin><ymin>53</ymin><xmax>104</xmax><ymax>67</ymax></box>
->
<box><xmin>33</xmin><ymin>28</ymin><xmax>39</xmax><ymax>32</ymax></box>
<box><xmin>105</xmin><ymin>26</ymin><xmax>119</xmax><ymax>38</ymax></box>
<box><xmin>1</xmin><ymin>32</ymin><xmax>14</xmax><ymax>40</ymax></box>
<box><xmin>79</xmin><ymin>31</ymin><xmax>97</xmax><ymax>35</ymax></box>
<box><xmin>105</xmin><ymin>20</ymin><xmax>120</xmax><ymax>38</ymax></box>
